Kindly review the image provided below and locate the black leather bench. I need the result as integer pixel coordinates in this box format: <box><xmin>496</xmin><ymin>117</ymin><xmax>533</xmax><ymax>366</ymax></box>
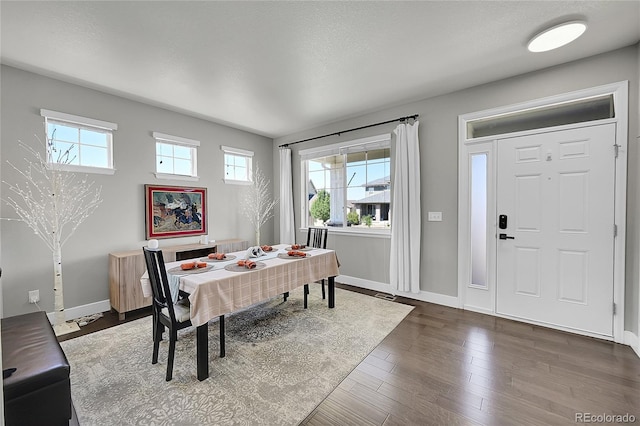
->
<box><xmin>2</xmin><ymin>311</ymin><xmax>72</xmax><ymax>426</ymax></box>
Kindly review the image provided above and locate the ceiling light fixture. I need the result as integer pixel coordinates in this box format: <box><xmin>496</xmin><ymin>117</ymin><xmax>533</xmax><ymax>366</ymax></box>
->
<box><xmin>527</xmin><ymin>21</ymin><xmax>587</xmax><ymax>53</ymax></box>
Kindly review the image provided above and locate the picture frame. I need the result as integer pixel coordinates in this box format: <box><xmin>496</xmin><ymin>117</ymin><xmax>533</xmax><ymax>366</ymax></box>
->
<box><xmin>145</xmin><ymin>184</ymin><xmax>207</xmax><ymax>239</ymax></box>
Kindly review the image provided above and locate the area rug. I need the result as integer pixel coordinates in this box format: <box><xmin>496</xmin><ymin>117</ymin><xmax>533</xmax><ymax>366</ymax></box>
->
<box><xmin>60</xmin><ymin>286</ymin><xmax>413</xmax><ymax>425</ymax></box>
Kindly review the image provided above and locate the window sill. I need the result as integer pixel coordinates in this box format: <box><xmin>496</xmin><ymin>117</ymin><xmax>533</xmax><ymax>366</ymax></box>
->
<box><xmin>47</xmin><ymin>163</ymin><xmax>115</xmax><ymax>175</ymax></box>
<box><xmin>301</xmin><ymin>226</ymin><xmax>391</xmax><ymax>239</ymax></box>
<box><xmin>224</xmin><ymin>178</ymin><xmax>252</xmax><ymax>186</ymax></box>
<box><xmin>154</xmin><ymin>173</ymin><xmax>199</xmax><ymax>182</ymax></box>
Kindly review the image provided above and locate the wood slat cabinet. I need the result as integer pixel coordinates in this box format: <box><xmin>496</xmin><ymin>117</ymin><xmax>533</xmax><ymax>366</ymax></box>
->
<box><xmin>108</xmin><ymin>239</ymin><xmax>248</xmax><ymax>320</ymax></box>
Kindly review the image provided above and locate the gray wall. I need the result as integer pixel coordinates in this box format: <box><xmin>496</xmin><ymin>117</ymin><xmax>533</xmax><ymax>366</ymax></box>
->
<box><xmin>274</xmin><ymin>45</ymin><xmax>640</xmax><ymax>333</ymax></box>
<box><xmin>1</xmin><ymin>65</ymin><xmax>274</xmax><ymax>318</ymax></box>
<box><xmin>2</xmin><ymin>44</ymin><xmax>638</xmax><ymax>335</ymax></box>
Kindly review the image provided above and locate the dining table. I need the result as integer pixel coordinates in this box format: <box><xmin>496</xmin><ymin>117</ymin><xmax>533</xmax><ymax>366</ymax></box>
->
<box><xmin>140</xmin><ymin>243</ymin><xmax>340</xmax><ymax>380</ymax></box>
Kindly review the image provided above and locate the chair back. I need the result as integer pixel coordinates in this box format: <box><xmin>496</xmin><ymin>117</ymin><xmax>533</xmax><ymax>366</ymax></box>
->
<box><xmin>143</xmin><ymin>247</ymin><xmax>179</xmax><ymax>324</ymax></box>
<box><xmin>306</xmin><ymin>227</ymin><xmax>328</xmax><ymax>249</ymax></box>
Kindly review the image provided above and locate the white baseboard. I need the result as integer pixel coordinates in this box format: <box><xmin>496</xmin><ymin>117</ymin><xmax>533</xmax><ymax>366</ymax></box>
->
<box><xmin>624</xmin><ymin>330</ymin><xmax>640</xmax><ymax>359</ymax></box>
<box><xmin>336</xmin><ymin>275</ymin><xmax>458</xmax><ymax>308</ymax></box>
<box><xmin>337</xmin><ymin>275</ymin><xmax>640</xmax><ymax>358</ymax></box>
<box><xmin>46</xmin><ymin>299</ymin><xmax>111</xmax><ymax>325</ymax></box>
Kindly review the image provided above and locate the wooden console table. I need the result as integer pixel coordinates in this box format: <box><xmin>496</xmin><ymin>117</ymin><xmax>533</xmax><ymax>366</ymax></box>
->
<box><xmin>108</xmin><ymin>239</ymin><xmax>248</xmax><ymax>320</ymax></box>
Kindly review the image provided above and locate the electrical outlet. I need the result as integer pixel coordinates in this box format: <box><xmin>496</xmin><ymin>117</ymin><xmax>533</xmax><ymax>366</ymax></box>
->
<box><xmin>28</xmin><ymin>290</ymin><xmax>40</xmax><ymax>304</ymax></box>
<box><xmin>428</xmin><ymin>211</ymin><xmax>443</xmax><ymax>221</ymax></box>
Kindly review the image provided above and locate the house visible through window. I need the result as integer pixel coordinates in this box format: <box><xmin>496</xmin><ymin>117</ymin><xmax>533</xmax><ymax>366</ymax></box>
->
<box><xmin>300</xmin><ymin>134</ymin><xmax>391</xmax><ymax>232</ymax></box>
<box><xmin>222</xmin><ymin>146</ymin><xmax>253</xmax><ymax>184</ymax></box>
<box><xmin>41</xmin><ymin>109</ymin><xmax>117</xmax><ymax>174</ymax></box>
<box><xmin>153</xmin><ymin>132</ymin><xmax>199</xmax><ymax>180</ymax></box>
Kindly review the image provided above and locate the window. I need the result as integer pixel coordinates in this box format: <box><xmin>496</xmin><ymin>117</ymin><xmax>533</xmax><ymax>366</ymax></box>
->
<box><xmin>466</xmin><ymin>94</ymin><xmax>615</xmax><ymax>139</ymax></box>
<box><xmin>470</xmin><ymin>153</ymin><xmax>488</xmax><ymax>288</ymax></box>
<box><xmin>41</xmin><ymin>109</ymin><xmax>117</xmax><ymax>174</ymax></box>
<box><xmin>153</xmin><ymin>132</ymin><xmax>199</xmax><ymax>180</ymax></box>
<box><xmin>300</xmin><ymin>134</ymin><xmax>391</xmax><ymax>232</ymax></box>
<box><xmin>222</xmin><ymin>146</ymin><xmax>253</xmax><ymax>184</ymax></box>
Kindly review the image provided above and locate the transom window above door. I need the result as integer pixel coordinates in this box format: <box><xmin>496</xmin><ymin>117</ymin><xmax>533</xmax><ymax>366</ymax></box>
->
<box><xmin>464</xmin><ymin>93</ymin><xmax>615</xmax><ymax>140</ymax></box>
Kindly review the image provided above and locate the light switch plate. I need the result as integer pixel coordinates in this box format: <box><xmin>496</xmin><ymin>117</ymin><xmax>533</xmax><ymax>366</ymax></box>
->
<box><xmin>428</xmin><ymin>211</ymin><xmax>443</xmax><ymax>221</ymax></box>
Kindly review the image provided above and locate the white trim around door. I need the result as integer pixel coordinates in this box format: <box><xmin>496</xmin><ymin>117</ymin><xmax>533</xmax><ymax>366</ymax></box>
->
<box><xmin>457</xmin><ymin>81</ymin><xmax>628</xmax><ymax>344</ymax></box>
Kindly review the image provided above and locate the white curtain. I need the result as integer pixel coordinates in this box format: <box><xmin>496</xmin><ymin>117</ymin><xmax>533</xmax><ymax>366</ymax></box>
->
<box><xmin>390</xmin><ymin>121</ymin><xmax>421</xmax><ymax>293</ymax></box>
<box><xmin>279</xmin><ymin>148</ymin><xmax>295</xmax><ymax>244</ymax></box>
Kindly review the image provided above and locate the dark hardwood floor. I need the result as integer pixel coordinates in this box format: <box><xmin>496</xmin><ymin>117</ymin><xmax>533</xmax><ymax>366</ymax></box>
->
<box><xmin>59</xmin><ymin>284</ymin><xmax>640</xmax><ymax>425</ymax></box>
<box><xmin>56</xmin><ymin>305</ymin><xmax>151</xmax><ymax>343</ymax></box>
<box><xmin>300</xmin><ymin>286</ymin><xmax>640</xmax><ymax>425</ymax></box>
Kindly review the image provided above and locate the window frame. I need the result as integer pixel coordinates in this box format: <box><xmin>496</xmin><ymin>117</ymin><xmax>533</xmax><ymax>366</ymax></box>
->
<box><xmin>40</xmin><ymin>109</ymin><xmax>117</xmax><ymax>175</ymax></box>
<box><xmin>299</xmin><ymin>133</ymin><xmax>392</xmax><ymax>236</ymax></box>
<box><xmin>153</xmin><ymin>132</ymin><xmax>200</xmax><ymax>181</ymax></box>
<box><xmin>221</xmin><ymin>145</ymin><xmax>254</xmax><ymax>185</ymax></box>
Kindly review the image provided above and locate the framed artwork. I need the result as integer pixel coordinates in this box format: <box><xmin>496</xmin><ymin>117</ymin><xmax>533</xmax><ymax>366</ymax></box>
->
<box><xmin>145</xmin><ymin>184</ymin><xmax>207</xmax><ymax>239</ymax></box>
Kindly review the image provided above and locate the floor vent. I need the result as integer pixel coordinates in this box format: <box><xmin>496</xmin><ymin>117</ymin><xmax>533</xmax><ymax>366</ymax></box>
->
<box><xmin>375</xmin><ymin>293</ymin><xmax>397</xmax><ymax>302</ymax></box>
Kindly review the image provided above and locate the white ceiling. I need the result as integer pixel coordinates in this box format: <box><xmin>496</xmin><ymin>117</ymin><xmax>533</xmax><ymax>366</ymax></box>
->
<box><xmin>1</xmin><ymin>1</ymin><xmax>639</xmax><ymax>138</ymax></box>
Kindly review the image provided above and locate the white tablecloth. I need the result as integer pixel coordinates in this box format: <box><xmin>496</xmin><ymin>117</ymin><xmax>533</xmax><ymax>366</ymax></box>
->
<box><xmin>140</xmin><ymin>244</ymin><xmax>340</xmax><ymax>327</ymax></box>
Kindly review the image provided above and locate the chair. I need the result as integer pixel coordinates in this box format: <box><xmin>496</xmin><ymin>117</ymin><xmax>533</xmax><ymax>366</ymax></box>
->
<box><xmin>143</xmin><ymin>247</ymin><xmax>193</xmax><ymax>381</ymax></box>
<box><xmin>305</xmin><ymin>227</ymin><xmax>328</xmax><ymax>299</ymax></box>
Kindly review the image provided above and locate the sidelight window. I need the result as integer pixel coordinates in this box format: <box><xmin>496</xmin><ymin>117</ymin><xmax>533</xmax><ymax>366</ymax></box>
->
<box><xmin>470</xmin><ymin>153</ymin><xmax>488</xmax><ymax>288</ymax></box>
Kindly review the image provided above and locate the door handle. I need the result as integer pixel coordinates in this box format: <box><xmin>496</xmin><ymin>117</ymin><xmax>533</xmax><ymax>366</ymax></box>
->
<box><xmin>499</xmin><ymin>233</ymin><xmax>515</xmax><ymax>240</ymax></box>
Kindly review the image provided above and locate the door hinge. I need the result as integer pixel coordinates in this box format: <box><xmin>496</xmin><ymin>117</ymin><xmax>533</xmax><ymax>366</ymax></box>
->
<box><xmin>613</xmin><ymin>303</ymin><xmax>617</xmax><ymax>315</ymax></box>
<box><xmin>614</xmin><ymin>224</ymin><xmax>618</xmax><ymax>238</ymax></box>
<box><xmin>614</xmin><ymin>144</ymin><xmax>620</xmax><ymax>158</ymax></box>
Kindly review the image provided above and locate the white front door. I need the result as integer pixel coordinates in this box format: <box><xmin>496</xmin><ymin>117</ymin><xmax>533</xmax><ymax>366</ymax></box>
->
<box><xmin>496</xmin><ymin>124</ymin><xmax>616</xmax><ymax>336</ymax></box>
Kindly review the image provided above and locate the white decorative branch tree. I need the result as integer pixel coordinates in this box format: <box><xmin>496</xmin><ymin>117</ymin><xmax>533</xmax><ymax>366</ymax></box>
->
<box><xmin>2</xmin><ymin>135</ymin><xmax>102</xmax><ymax>335</ymax></box>
<box><xmin>240</xmin><ymin>164</ymin><xmax>278</xmax><ymax>246</ymax></box>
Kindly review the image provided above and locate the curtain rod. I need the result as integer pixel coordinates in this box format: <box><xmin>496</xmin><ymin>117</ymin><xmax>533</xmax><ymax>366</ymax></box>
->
<box><xmin>279</xmin><ymin>114</ymin><xmax>419</xmax><ymax>148</ymax></box>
